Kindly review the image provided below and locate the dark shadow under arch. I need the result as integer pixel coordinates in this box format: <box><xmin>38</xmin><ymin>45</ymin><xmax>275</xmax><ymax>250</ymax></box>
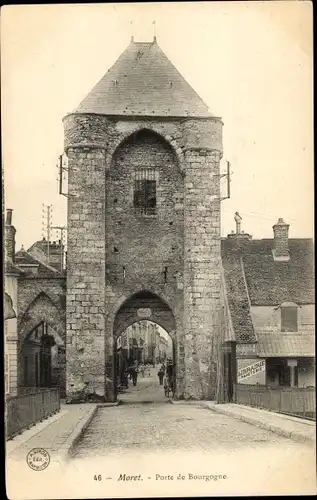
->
<box><xmin>113</xmin><ymin>290</ymin><xmax>176</xmax><ymax>339</ymax></box>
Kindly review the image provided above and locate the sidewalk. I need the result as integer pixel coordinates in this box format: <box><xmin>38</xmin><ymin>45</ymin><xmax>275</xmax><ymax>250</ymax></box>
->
<box><xmin>201</xmin><ymin>402</ymin><xmax>316</xmax><ymax>444</ymax></box>
<box><xmin>6</xmin><ymin>403</ymin><xmax>100</xmax><ymax>463</ymax></box>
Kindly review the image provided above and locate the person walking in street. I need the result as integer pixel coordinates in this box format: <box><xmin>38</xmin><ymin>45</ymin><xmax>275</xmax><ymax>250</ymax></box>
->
<box><xmin>130</xmin><ymin>363</ymin><xmax>138</xmax><ymax>386</ymax></box>
<box><xmin>158</xmin><ymin>366</ymin><xmax>164</xmax><ymax>385</ymax></box>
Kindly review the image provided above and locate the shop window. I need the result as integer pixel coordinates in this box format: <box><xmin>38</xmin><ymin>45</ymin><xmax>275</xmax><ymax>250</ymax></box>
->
<box><xmin>281</xmin><ymin>306</ymin><xmax>298</xmax><ymax>332</ymax></box>
<box><xmin>133</xmin><ymin>168</ymin><xmax>157</xmax><ymax>215</ymax></box>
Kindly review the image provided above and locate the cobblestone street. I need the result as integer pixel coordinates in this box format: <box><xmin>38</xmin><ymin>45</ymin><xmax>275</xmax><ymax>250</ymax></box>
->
<box><xmin>66</xmin><ymin>372</ymin><xmax>316</xmax><ymax>496</ymax></box>
<box><xmin>117</xmin><ymin>366</ymin><xmax>168</xmax><ymax>404</ymax></box>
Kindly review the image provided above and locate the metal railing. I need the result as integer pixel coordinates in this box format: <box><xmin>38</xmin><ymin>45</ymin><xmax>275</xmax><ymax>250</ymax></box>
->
<box><xmin>234</xmin><ymin>384</ymin><xmax>316</xmax><ymax>419</ymax></box>
<box><xmin>6</xmin><ymin>388</ymin><xmax>60</xmax><ymax>440</ymax></box>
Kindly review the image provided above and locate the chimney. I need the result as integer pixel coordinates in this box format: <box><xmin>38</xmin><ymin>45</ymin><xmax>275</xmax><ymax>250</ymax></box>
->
<box><xmin>273</xmin><ymin>218</ymin><xmax>290</xmax><ymax>261</ymax></box>
<box><xmin>5</xmin><ymin>209</ymin><xmax>16</xmax><ymax>262</ymax></box>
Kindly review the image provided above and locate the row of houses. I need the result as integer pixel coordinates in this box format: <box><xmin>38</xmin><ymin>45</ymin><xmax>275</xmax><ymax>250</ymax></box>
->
<box><xmin>118</xmin><ymin>321</ymin><xmax>173</xmax><ymax>364</ymax></box>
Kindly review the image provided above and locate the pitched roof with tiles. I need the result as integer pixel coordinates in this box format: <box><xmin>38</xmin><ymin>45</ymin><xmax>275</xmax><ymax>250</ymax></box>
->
<box><xmin>242</xmin><ymin>239</ymin><xmax>314</xmax><ymax>306</ymax></box>
<box><xmin>221</xmin><ymin>237</ymin><xmax>314</xmax><ymax>345</ymax></box>
<box><xmin>256</xmin><ymin>332</ymin><xmax>315</xmax><ymax>357</ymax></box>
<box><xmin>72</xmin><ymin>39</ymin><xmax>214</xmax><ymax>118</ymax></box>
<box><xmin>221</xmin><ymin>253</ymin><xmax>256</xmax><ymax>343</ymax></box>
<box><xmin>15</xmin><ymin>249</ymin><xmax>61</xmax><ymax>278</ymax></box>
<box><xmin>5</xmin><ymin>259</ymin><xmax>24</xmax><ymax>276</ymax></box>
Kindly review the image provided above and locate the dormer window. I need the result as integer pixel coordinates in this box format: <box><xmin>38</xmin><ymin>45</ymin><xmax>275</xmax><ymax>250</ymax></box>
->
<box><xmin>133</xmin><ymin>168</ymin><xmax>157</xmax><ymax>215</ymax></box>
<box><xmin>281</xmin><ymin>305</ymin><xmax>298</xmax><ymax>332</ymax></box>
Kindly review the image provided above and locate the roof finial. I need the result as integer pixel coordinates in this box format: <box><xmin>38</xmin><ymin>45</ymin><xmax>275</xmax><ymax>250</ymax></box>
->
<box><xmin>152</xmin><ymin>20</ymin><xmax>157</xmax><ymax>42</ymax></box>
<box><xmin>234</xmin><ymin>211</ymin><xmax>242</xmax><ymax>234</ymax></box>
<box><xmin>130</xmin><ymin>21</ymin><xmax>134</xmax><ymax>42</ymax></box>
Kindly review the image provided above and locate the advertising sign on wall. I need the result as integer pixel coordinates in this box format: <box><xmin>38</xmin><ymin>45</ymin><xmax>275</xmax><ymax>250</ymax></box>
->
<box><xmin>237</xmin><ymin>359</ymin><xmax>266</xmax><ymax>383</ymax></box>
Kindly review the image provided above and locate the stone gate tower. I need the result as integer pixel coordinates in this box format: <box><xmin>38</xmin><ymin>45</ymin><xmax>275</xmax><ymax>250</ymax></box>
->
<box><xmin>64</xmin><ymin>37</ymin><xmax>223</xmax><ymax>402</ymax></box>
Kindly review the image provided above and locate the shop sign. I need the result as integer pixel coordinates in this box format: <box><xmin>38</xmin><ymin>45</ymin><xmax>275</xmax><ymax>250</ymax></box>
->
<box><xmin>237</xmin><ymin>360</ymin><xmax>265</xmax><ymax>382</ymax></box>
<box><xmin>137</xmin><ymin>308</ymin><xmax>152</xmax><ymax>318</ymax></box>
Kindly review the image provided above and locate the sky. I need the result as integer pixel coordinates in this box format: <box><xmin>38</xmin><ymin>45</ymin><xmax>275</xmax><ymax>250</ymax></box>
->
<box><xmin>1</xmin><ymin>2</ymin><xmax>313</xmax><ymax>251</ymax></box>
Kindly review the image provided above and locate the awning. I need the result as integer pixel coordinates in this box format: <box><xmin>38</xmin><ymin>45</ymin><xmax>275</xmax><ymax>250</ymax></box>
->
<box><xmin>256</xmin><ymin>331</ymin><xmax>315</xmax><ymax>358</ymax></box>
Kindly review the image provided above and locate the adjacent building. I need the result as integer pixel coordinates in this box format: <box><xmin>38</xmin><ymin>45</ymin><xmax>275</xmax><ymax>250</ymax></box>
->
<box><xmin>4</xmin><ymin>210</ymin><xmax>22</xmax><ymax>397</ymax></box>
<box><xmin>222</xmin><ymin>216</ymin><xmax>315</xmax><ymax>394</ymax></box>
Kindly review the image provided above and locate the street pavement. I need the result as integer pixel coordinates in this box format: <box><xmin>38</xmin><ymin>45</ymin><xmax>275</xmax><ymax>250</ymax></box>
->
<box><xmin>6</xmin><ymin>370</ymin><xmax>316</xmax><ymax>498</ymax></box>
<box><xmin>68</xmin><ymin>371</ymin><xmax>316</xmax><ymax>497</ymax></box>
<box><xmin>118</xmin><ymin>365</ymin><xmax>168</xmax><ymax>404</ymax></box>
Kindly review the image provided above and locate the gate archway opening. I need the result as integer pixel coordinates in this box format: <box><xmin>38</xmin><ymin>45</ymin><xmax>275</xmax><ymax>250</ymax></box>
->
<box><xmin>19</xmin><ymin>321</ymin><xmax>65</xmax><ymax>395</ymax></box>
<box><xmin>112</xmin><ymin>290</ymin><xmax>177</xmax><ymax>403</ymax></box>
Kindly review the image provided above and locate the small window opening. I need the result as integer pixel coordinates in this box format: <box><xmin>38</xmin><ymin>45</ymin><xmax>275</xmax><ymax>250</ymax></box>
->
<box><xmin>133</xmin><ymin>168</ymin><xmax>157</xmax><ymax>215</ymax></box>
<box><xmin>281</xmin><ymin>306</ymin><xmax>298</xmax><ymax>332</ymax></box>
<box><xmin>122</xmin><ymin>266</ymin><xmax>126</xmax><ymax>284</ymax></box>
<box><xmin>113</xmin><ymin>247</ymin><xmax>119</xmax><ymax>253</ymax></box>
<box><xmin>163</xmin><ymin>267</ymin><xmax>168</xmax><ymax>284</ymax></box>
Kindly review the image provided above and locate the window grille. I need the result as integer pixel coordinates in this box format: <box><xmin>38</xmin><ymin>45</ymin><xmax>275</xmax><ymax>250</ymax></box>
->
<box><xmin>281</xmin><ymin>306</ymin><xmax>298</xmax><ymax>332</ymax></box>
<box><xmin>133</xmin><ymin>168</ymin><xmax>157</xmax><ymax>215</ymax></box>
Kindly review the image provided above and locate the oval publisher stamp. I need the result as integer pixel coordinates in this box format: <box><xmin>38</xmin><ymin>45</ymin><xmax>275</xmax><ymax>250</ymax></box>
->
<box><xmin>26</xmin><ymin>448</ymin><xmax>50</xmax><ymax>471</ymax></box>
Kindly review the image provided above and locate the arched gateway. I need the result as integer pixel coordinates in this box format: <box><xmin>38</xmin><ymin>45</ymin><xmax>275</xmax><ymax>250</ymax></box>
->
<box><xmin>64</xmin><ymin>38</ymin><xmax>224</xmax><ymax>402</ymax></box>
<box><xmin>112</xmin><ymin>291</ymin><xmax>177</xmax><ymax>398</ymax></box>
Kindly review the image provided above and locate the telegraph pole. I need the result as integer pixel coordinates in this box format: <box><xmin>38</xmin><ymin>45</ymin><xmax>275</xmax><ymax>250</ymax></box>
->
<box><xmin>51</xmin><ymin>225</ymin><xmax>67</xmax><ymax>271</ymax></box>
<box><xmin>42</xmin><ymin>204</ymin><xmax>53</xmax><ymax>261</ymax></box>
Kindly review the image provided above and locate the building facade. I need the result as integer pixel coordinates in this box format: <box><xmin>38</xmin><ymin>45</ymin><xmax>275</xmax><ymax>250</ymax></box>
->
<box><xmin>222</xmin><ymin>217</ymin><xmax>315</xmax><ymax>392</ymax></box>
<box><xmin>63</xmin><ymin>37</ymin><xmax>225</xmax><ymax>402</ymax></box>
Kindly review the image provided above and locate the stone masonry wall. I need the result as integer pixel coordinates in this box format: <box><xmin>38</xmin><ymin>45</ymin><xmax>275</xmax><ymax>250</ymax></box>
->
<box><xmin>108</xmin><ymin>129</ymin><xmax>184</xmax><ymax>270</ymax></box>
<box><xmin>64</xmin><ymin>113</ymin><xmax>223</xmax><ymax>401</ymax></box>
<box><xmin>17</xmin><ymin>277</ymin><xmax>66</xmax><ymax>391</ymax></box>
<box><xmin>66</xmin><ymin>147</ymin><xmax>107</xmax><ymax>398</ymax></box>
<box><xmin>183</xmin><ymin>148</ymin><xmax>222</xmax><ymax>400</ymax></box>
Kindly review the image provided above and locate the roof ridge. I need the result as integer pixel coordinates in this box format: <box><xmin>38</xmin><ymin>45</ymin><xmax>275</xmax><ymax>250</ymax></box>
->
<box><xmin>17</xmin><ymin>249</ymin><xmax>60</xmax><ymax>274</ymax></box>
<box><xmin>71</xmin><ymin>40</ymin><xmax>214</xmax><ymax>118</ymax></box>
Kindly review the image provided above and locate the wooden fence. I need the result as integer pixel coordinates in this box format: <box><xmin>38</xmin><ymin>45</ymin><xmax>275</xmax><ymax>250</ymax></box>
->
<box><xmin>234</xmin><ymin>384</ymin><xmax>316</xmax><ymax>419</ymax></box>
<box><xmin>6</xmin><ymin>388</ymin><xmax>60</xmax><ymax>440</ymax></box>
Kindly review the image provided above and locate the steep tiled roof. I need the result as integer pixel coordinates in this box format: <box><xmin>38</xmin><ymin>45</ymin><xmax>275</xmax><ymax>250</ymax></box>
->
<box><xmin>72</xmin><ymin>40</ymin><xmax>214</xmax><ymax>118</ymax></box>
<box><xmin>221</xmin><ymin>237</ymin><xmax>314</xmax><ymax>344</ymax></box>
<box><xmin>222</xmin><ymin>254</ymin><xmax>256</xmax><ymax>343</ymax></box>
<box><xmin>15</xmin><ymin>250</ymin><xmax>60</xmax><ymax>278</ymax></box>
<box><xmin>4</xmin><ymin>259</ymin><xmax>24</xmax><ymax>276</ymax></box>
<box><xmin>222</xmin><ymin>238</ymin><xmax>314</xmax><ymax>306</ymax></box>
<box><xmin>256</xmin><ymin>332</ymin><xmax>315</xmax><ymax>357</ymax></box>
<box><xmin>242</xmin><ymin>239</ymin><xmax>314</xmax><ymax>305</ymax></box>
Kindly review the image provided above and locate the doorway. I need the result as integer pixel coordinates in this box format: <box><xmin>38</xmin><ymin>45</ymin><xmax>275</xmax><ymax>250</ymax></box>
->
<box><xmin>114</xmin><ymin>320</ymin><xmax>175</xmax><ymax>404</ymax></box>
